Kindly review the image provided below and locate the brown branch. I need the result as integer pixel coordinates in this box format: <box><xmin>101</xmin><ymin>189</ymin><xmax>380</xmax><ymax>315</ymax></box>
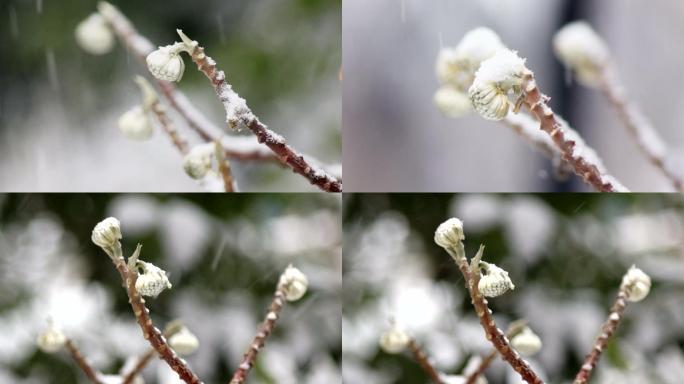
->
<box><xmin>520</xmin><ymin>70</ymin><xmax>628</xmax><ymax>192</ymax></box>
<box><xmin>215</xmin><ymin>141</ymin><xmax>236</xmax><ymax>192</ymax></box>
<box><xmin>407</xmin><ymin>338</ymin><xmax>445</xmax><ymax>384</ymax></box>
<box><xmin>122</xmin><ymin>348</ymin><xmax>156</xmax><ymax>384</ymax></box>
<box><xmin>598</xmin><ymin>67</ymin><xmax>683</xmax><ymax>191</ymax></box>
<box><xmin>465</xmin><ymin>350</ymin><xmax>497</xmax><ymax>384</ymax></box>
<box><xmin>64</xmin><ymin>339</ymin><xmax>104</xmax><ymax>384</ymax></box>
<box><xmin>229</xmin><ymin>284</ymin><xmax>287</xmax><ymax>384</ymax></box>
<box><xmin>149</xmin><ymin>99</ymin><xmax>190</xmax><ymax>154</ymax></box>
<box><xmin>572</xmin><ymin>288</ymin><xmax>629</xmax><ymax>384</ymax></box>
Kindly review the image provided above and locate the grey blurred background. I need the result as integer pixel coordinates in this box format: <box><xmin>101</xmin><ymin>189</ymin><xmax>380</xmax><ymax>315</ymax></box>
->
<box><xmin>0</xmin><ymin>0</ymin><xmax>340</xmax><ymax>192</ymax></box>
<box><xmin>343</xmin><ymin>194</ymin><xmax>684</xmax><ymax>383</ymax></box>
<box><xmin>0</xmin><ymin>194</ymin><xmax>341</xmax><ymax>383</ymax></box>
<box><xmin>343</xmin><ymin>0</ymin><xmax>684</xmax><ymax>191</ymax></box>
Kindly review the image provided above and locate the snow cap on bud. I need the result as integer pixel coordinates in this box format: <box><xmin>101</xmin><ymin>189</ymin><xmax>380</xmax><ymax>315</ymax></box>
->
<box><xmin>553</xmin><ymin>21</ymin><xmax>609</xmax><ymax>88</ymax></box>
<box><xmin>92</xmin><ymin>217</ymin><xmax>122</xmax><ymax>249</ymax></box>
<box><xmin>279</xmin><ymin>265</ymin><xmax>308</xmax><ymax>301</ymax></box>
<box><xmin>135</xmin><ymin>261</ymin><xmax>172</xmax><ymax>298</ymax></box>
<box><xmin>118</xmin><ymin>106</ymin><xmax>153</xmax><ymax>141</ymax></box>
<box><xmin>477</xmin><ymin>261</ymin><xmax>515</xmax><ymax>297</ymax></box>
<box><xmin>75</xmin><ymin>13</ymin><xmax>115</xmax><ymax>55</ymax></box>
<box><xmin>182</xmin><ymin>144</ymin><xmax>214</xmax><ymax>179</ymax></box>
<box><xmin>146</xmin><ymin>44</ymin><xmax>185</xmax><ymax>82</ymax></box>
<box><xmin>168</xmin><ymin>326</ymin><xmax>199</xmax><ymax>355</ymax></box>
<box><xmin>379</xmin><ymin>326</ymin><xmax>410</xmax><ymax>354</ymax></box>
<box><xmin>37</xmin><ymin>322</ymin><xmax>66</xmax><ymax>353</ymax></box>
<box><xmin>510</xmin><ymin>326</ymin><xmax>542</xmax><ymax>356</ymax></box>
<box><xmin>434</xmin><ymin>86</ymin><xmax>472</xmax><ymax>118</ymax></box>
<box><xmin>621</xmin><ymin>265</ymin><xmax>651</xmax><ymax>302</ymax></box>
<box><xmin>434</xmin><ymin>218</ymin><xmax>465</xmax><ymax>249</ymax></box>
<box><xmin>468</xmin><ymin>49</ymin><xmax>527</xmax><ymax>121</ymax></box>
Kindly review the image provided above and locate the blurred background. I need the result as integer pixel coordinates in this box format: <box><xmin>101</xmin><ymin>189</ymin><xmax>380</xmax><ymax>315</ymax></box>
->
<box><xmin>343</xmin><ymin>0</ymin><xmax>684</xmax><ymax>191</ymax></box>
<box><xmin>0</xmin><ymin>193</ymin><xmax>341</xmax><ymax>383</ymax></box>
<box><xmin>343</xmin><ymin>194</ymin><xmax>684</xmax><ymax>383</ymax></box>
<box><xmin>0</xmin><ymin>0</ymin><xmax>340</xmax><ymax>192</ymax></box>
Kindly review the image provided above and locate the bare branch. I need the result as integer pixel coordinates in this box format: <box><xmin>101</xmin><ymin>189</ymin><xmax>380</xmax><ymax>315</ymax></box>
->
<box><xmin>64</xmin><ymin>339</ymin><xmax>105</xmax><ymax>384</ymax></box>
<box><xmin>215</xmin><ymin>141</ymin><xmax>236</xmax><ymax>192</ymax></box>
<box><xmin>122</xmin><ymin>348</ymin><xmax>156</xmax><ymax>384</ymax></box>
<box><xmin>407</xmin><ymin>338</ymin><xmax>445</xmax><ymax>384</ymax></box>
<box><xmin>465</xmin><ymin>350</ymin><xmax>497</xmax><ymax>384</ymax></box>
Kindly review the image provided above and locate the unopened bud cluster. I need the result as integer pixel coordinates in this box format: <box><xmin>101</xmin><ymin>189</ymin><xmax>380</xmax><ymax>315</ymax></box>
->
<box><xmin>279</xmin><ymin>265</ymin><xmax>308</xmax><ymax>302</ymax></box>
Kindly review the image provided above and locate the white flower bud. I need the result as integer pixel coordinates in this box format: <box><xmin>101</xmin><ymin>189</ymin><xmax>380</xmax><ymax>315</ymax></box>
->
<box><xmin>434</xmin><ymin>218</ymin><xmax>465</xmax><ymax>249</ymax></box>
<box><xmin>477</xmin><ymin>262</ymin><xmax>515</xmax><ymax>297</ymax></box>
<box><xmin>279</xmin><ymin>265</ymin><xmax>308</xmax><ymax>301</ymax></box>
<box><xmin>621</xmin><ymin>265</ymin><xmax>651</xmax><ymax>302</ymax></box>
<box><xmin>118</xmin><ymin>106</ymin><xmax>153</xmax><ymax>141</ymax></box>
<box><xmin>146</xmin><ymin>44</ymin><xmax>185</xmax><ymax>82</ymax></box>
<box><xmin>92</xmin><ymin>217</ymin><xmax>122</xmax><ymax>249</ymax></box>
<box><xmin>436</xmin><ymin>27</ymin><xmax>505</xmax><ymax>91</ymax></box>
<box><xmin>75</xmin><ymin>13</ymin><xmax>115</xmax><ymax>55</ymax></box>
<box><xmin>135</xmin><ymin>261</ymin><xmax>172</xmax><ymax>298</ymax></box>
<box><xmin>37</xmin><ymin>324</ymin><xmax>66</xmax><ymax>353</ymax></box>
<box><xmin>468</xmin><ymin>49</ymin><xmax>527</xmax><ymax>121</ymax></box>
<box><xmin>434</xmin><ymin>86</ymin><xmax>472</xmax><ymax>118</ymax></box>
<box><xmin>510</xmin><ymin>326</ymin><xmax>542</xmax><ymax>356</ymax></box>
<box><xmin>168</xmin><ymin>327</ymin><xmax>199</xmax><ymax>356</ymax></box>
<box><xmin>182</xmin><ymin>144</ymin><xmax>214</xmax><ymax>179</ymax></box>
<box><xmin>379</xmin><ymin>326</ymin><xmax>410</xmax><ymax>354</ymax></box>
<box><xmin>553</xmin><ymin>21</ymin><xmax>609</xmax><ymax>88</ymax></box>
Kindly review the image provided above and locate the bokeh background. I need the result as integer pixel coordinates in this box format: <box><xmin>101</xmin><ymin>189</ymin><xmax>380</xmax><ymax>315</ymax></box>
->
<box><xmin>0</xmin><ymin>193</ymin><xmax>342</xmax><ymax>383</ymax></box>
<box><xmin>343</xmin><ymin>194</ymin><xmax>684</xmax><ymax>383</ymax></box>
<box><xmin>343</xmin><ymin>0</ymin><xmax>684</xmax><ymax>191</ymax></box>
<box><xmin>0</xmin><ymin>0</ymin><xmax>340</xmax><ymax>192</ymax></box>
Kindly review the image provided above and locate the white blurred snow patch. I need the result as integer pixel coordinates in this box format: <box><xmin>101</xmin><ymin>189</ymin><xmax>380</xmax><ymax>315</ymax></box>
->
<box><xmin>386</xmin><ymin>279</ymin><xmax>451</xmax><ymax>333</ymax></box>
<box><xmin>261</xmin><ymin>343</ymin><xmax>298</xmax><ymax>384</ymax></box>
<box><xmin>305</xmin><ymin>355</ymin><xmax>341</xmax><ymax>384</ymax></box>
<box><xmin>342</xmin><ymin>306</ymin><xmax>386</xmax><ymax>359</ymax></box>
<box><xmin>593</xmin><ymin>366</ymin><xmax>654</xmax><ymax>384</ymax></box>
<box><xmin>612</xmin><ymin>211</ymin><xmax>684</xmax><ymax>256</ymax></box>
<box><xmin>159</xmin><ymin>199</ymin><xmax>212</xmax><ymax>272</ymax></box>
<box><xmin>656</xmin><ymin>347</ymin><xmax>684</xmax><ymax>384</ymax></box>
<box><xmin>450</xmin><ymin>194</ymin><xmax>502</xmax><ymax>232</ymax></box>
<box><xmin>425</xmin><ymin>329</ymin><xmax>463</xmax><ymax>370</ymax></box>
<box><xmin>108</xmin><ymin>195</ymin><xmax>161</xmax><ymax>235</ymax></box>
<box><xmin>503</xmin><ymin>197</ymin><xmax>555</xmax><ymax>263</ymax></box>
<box><xmin>265</xmin><ymin>210</ymin><xmax>340</xmax><ymax>256</ymax></box>
<box><xmin>567</xmin><ymin>214</ymin><xmax>615</xmax><ymax>257</ymax></box>
<box><xmin>342</xmin><ymin>356</ymin><xmax>396</xmax><ymax>384</ymax></box>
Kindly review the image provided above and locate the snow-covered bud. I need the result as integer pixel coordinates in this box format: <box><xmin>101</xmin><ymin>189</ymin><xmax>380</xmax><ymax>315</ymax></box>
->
<box><xmin>182</xmin><ymin>144</ymin><xmax>214</xmax><ymax>179</ymax></box>
<box><xmin>92</xmin><ymin>217</ymin><xmax>122</xmax><ymax>249</ymax></box>
<box><xmin>553</xmin><ymin>21</ymin><xmax>609</xmax><ymax>88</ymax></box>
<box><xmin>469</xmin><ymin>49</ymin><xmax>527</xmax><ymax>121</ymax></box>
<box><xmin>118</xmin><ymin>106</ymin><xmax>153</xmax><ymax>141</ymax></box>
<box><xmin>477</xmin><ymin>261</ymin><xmax>515</xmax><ymax>297</ymax></box>
<box><xmin>279</xmin><ymin>265</ymin><xmax>308</xmax><ymax>302</ymax></box>
<box><xmin>146</xmin><ymin>44</ymin><xmax>186</xmax><ymax>82</ymax></box>
<box><xmin>621</xmin><ymin>265</ymin><xmax>651</xmax><ymax>302</ymax></box>
<box><xmin>379</xmin><ymin>326</ymin><xmax>410</xmax><ymax>354</ymax></box>
<box><xmin>37</xmin><ymin>323</ymin><xmax>66</xmax><ymax>353</ymax></box>
<box><xmin>434</xmin><ymin>86</ymin><xmax>472</xmax><ymax>118</ymax></box>
<box><xmin>135</xmin><ymin>261</ymin><xmax>172</xmax><ymax>298</ymax></box>
<box><xmin>434</xmin><ymin>218</ymin><xmax>465</xmax><ymax>249</ymax></box>
<box><xmin>510</xmin><ymin>326</ymin><xmax>542</xmax><ymax>356</ymax></box>
<box><xmin>168</xmin><ymin>327</ymin><xmax>199</xmax><ymax>355</ymax></box>
<box><xmin>75</xmin><ymin>13</ymin><xmax>115</xmax><ymax>55</ymax></box>
<box><xmin>436</xmin><ymin>27</ymin><xmax>505</xmax><ymax>91</ymax></box>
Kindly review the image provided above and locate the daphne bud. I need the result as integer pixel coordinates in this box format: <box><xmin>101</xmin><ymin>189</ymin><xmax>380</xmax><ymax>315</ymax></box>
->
<box><xmin>146</xmin><ymin>44</ymin><xmax>185</xmax><ymax>82</ymax></box>
<box><xmin>468</xmin><ymin>49</ymin><xmax>527</xmax><ymax>121</ymax></box>
<box><xmin>434</xmin><ymin>218</ymin><xmax>465</xmax><ymax>249</ymax></box>
<box><xmin>135</xmin><ymin>261</ymin><xmax>172</xmax><ymax>298</ymax></box>
<box><xmin>168</xmin><ymin>327</ymin><xmax>199</xmax><ymax>355</ymax></box>
<box><xmin>434</xmin><ymin>86</ymin><xmax>472</xmax><ymax>118</ymax></box>
<box><xmin>621</xmin><ymin>265</ymin><xmax>651</xmax><ymax>302</ymax></box>
<box><xmin>553</xmin><ymin>21</ymin><xmax>609</xmax><ymax>88</ymax></box>
<box><xmin>477</xmin><ymin>262</ymin><xmax>515</xmax><ymax>297</ymax></box>
<box><xmin>182</xmin><ymin>144</ymin><xmax>214</xmax><ymax>179</ymax></box>
<box><xmin>379</xmin><ymin>326</ymin><xmax>410</xmax><ymax>354</ymax></box>
<box><xmin>118</xmin><ymin>106</ymin><xmax>153</xmax><ymax>141</ymax></box>
<box><xmin>37</xmin><ymin>323</ymin><xmax>66</xmax><ymax>353</ymax></box>
<box><xmin>92</xmin><ymin>217</ymin><xmax>122</xmax><ymax>249</ymax></box>
<box><xmin>510</xmin><ymin>326</ymin><xmax>542</xmax><ymax>356</ymax></box>
<box><xmin>75</xmin><ymin>13</ymin><xmax>115</xmax><ymax>55</ymax></box>
<box><xmin>279</xmin><ymin>265</ymin><xmax>308</xmax><ymax>302</ymax></box>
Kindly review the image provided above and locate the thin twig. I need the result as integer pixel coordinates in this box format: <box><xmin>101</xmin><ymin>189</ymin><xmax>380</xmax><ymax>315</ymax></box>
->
<box><xmin>149</xmin><ymin>100</ymin><xmax>190</xmax><ymax>154</ymax></box>
<box><xmin>407</xmin><ymin>338</ymin><xmax>445</xmax><ymax>384</ymax></box>
<box><xmin>572</xmin><ymin>288</ymin><xmax>629</xmax><ymax>384</ymax></box>
<box><xmin>64</xmin><ymin>339</ymin><xmax>104</xmax><ymax>384</ymax></box>
<box><xmin>520</xmin><ymin>70</ymin><xmax>628</xmax><ymax>192</ymax></box>
<box><xmin>465</xmin><ymin>350</ymin><xmax>497</xmax><ymax>384</ymax></box>
<box><xmin>598</xmin><ymin>67</ymin><xmax>683</xmax><ymax>191</ymax></box>
<box><xmin>229</xmin><ymin>283</ymin><xmax>287</xmax><ymax>384</ymax></box>
<box><xmin>215</xmin><ymin>141</ymin><xmax>236</xmax><ymax>192</ymax></box>
<box><xmin>122</xmin><ymin>348</ymin><xmax>156</xmax><ymax>384</ymax></box>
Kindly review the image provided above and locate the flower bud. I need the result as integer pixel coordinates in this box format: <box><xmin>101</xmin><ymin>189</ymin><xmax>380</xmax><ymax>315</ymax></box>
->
<box><xmin>434</xmin><ymin>86</ymin><xmax>472</xmax><ymax>118</ymax></box>
<box><xmin>379</xmin><ymin>326</ymin><xmax>410</xmax><ymax>354</ymax></box>
<box><xmin>553</xmin><ymin>21</ymin><xmax>609</xmax><ymax>88</ymax></box>
<box><xmin>92</xmin><ymin>217</ymin><xmax>122</xmax><ymax>249</ymax></box>
<box><xmin>621</xmin><ymin>265</ymin><xmax>651</xmax><ymax>302</ymax></box>
<box><xmin>477</xmin><ymin>262</ymin><xmax>515</xmax><ymax>297</ymax></box>
<box><xmin>75</xmin><ymin>13</ymin><xmax>115</xmax><ymax>55</ymax></box>
<box><xmin>168</xmin><ymin>327</ymin><xmax>199</xmax><ymax>355</ymax></box>
<box><xmin>434</xmin><ymin>217</ymin><xmax>465</xmax><ymax>249</ymax></box>
<box><xmin>118</xmin><ymin>106</ymin><xmax>153</xmax><ymax>141</ymax></box>
<box><xmin>135</xmin><ymin>261</ymin><xmax>172</xmax><ymax>298</ymax></box>
<box><xmin>510</xmin><ymin>326</ymin><xmax>542</xmax><ymax>356</ymax></box>
<box><xmin>182</xmin><ymin>144</ymin><xmax>214</xmax><ymax>179</ymax></box>
<box><xmin>37</xmin><ymin>324</ymin><xmax>66</xmax><ymax>353</ymax></box>
<box><xmin>146</xmin><ymin>45</ymin><xmax>185</xmax><ymax>82</ymax></box>
<box><xmin>279</xmin><ymin>265</ymin><xmax>308</xmax><ymax>302</ymax></box>
<box><xmin>468</xmin><ymin>49</ymin><xmax>527</xmax><ymax>122</ymax></box>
